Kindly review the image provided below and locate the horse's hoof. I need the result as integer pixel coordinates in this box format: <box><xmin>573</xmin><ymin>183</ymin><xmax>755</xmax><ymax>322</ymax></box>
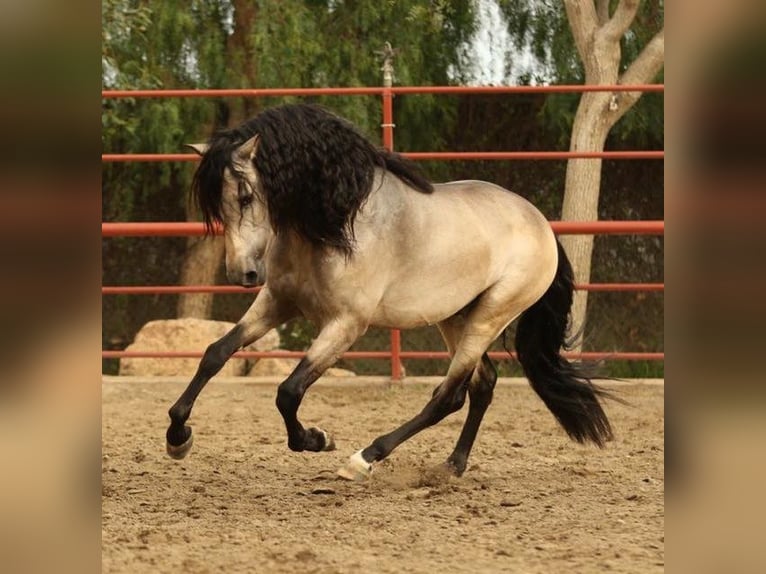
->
<box><xmin>304</xmin><ymin>427</ymin><xmax>336</xmax><ymax>452</ymax></box>
<box><xmin>444</xmin><ymin>458</ymin><xmax>467</xmax><ymax>477</ymax></box>
<box><xmin>320</xmin><ymin>429</ymin><xmax>336</xmax><ymax>452</ymax></box>
<box><xmin>166</xmin><ymin>431</ymin><xmax>194</xmax><ymax>460</ymax></box>
<box><xmin>336</xmin><ymin>450</ymin><xmax>373</xmax><ymax>481</ymax></box>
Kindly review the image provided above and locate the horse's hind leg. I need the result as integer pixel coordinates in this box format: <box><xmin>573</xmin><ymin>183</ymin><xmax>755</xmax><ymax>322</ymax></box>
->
<box><xmin>337</xmin><ymin>354</ymin><xmax>475</xmax><ymax>481</ymax></box>
<box><xmin>445</xmin><ymin>354</ymin><xmax>497</xmax><ymax>476</ymax></box>
<box><xmin>337</xmin><ymin>294</ymin><xmax>518</xmax><ymax>481</ymax></box>
<box><xmin>435</xmin><ymin>316</ymin><xmax>498</xmax><ymax>476</ymax></box>
<box><xmin>166</xmin><ymin>288</ymin><xmax>294</xmax><ymax>459</ymax></box>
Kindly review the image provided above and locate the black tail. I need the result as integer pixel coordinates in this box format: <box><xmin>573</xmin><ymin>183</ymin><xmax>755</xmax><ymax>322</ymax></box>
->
<box><xmin>514</xmin><ymin>240</ymin><xmax>613</xmax><ymax>447</ymax></box>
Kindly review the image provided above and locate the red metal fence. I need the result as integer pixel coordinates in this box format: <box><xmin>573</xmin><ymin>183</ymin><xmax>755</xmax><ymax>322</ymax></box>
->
<box><xmin>102</xmin><ymin>83</ymin><xmax>664</xmax><ymax>378</ymax></box>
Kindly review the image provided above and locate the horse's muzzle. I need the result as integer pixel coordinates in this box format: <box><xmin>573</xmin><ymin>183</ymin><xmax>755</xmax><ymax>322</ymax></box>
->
<box><xmin>226</xmin><ymin>268</ymin><xmax>260</xmax><ymax>287</ymax></box>
<box><xmin>241</xmin><ymin>270</ymin><xmax>259</xmax><ymax>287</ymax></box>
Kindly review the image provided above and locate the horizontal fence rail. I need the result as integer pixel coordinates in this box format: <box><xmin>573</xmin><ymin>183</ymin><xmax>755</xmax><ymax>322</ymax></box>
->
<box><xmin>102</xmin><ymin>84</ymin><xmax>664</xmax><ymax>99</ymax></box>
<box><xmin>102</xmin><ymin>82</ymin><xmax>664</xmax><ymax>377</ymax></box>
<box><xmin>102</xmin><ymin>350</ymin><xmax>664</xmax><ymax>362</ymax></box>
<box><xmin>102</xmin><ymin>220</ymin><xmax>665</xmax><ymax>237</ymax></box>
<box><xmin>102</xmin><ymin>151</ymin><xmax>664</xmax><ymax>162</ymax></box>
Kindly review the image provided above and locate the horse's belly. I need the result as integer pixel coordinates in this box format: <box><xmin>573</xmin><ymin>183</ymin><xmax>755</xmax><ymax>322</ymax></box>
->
<box><xmin>371</xmin><ymin>278</ymin><xmax>485</xmax><ymax>329</ymax></box>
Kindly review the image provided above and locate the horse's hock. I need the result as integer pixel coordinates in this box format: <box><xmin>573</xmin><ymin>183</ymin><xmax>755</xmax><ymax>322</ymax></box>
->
<box><xmin>119</xmin><ymin>318</ymin><xmax>281</xmax><ymax>377</ymax></box>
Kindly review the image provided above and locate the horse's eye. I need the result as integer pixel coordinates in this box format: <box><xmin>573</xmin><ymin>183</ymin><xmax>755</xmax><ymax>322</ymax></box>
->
<box><xmin>239</xmin><ymin>194</ymin><xmax>254</xmax><ymax>208</ymax></box>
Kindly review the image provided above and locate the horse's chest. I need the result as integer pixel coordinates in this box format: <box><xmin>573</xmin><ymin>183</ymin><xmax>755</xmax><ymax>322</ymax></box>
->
<box><xmin>268</xmin><ymin>271</ymin><xmax>338</xmax><ymax>322</ymax></box>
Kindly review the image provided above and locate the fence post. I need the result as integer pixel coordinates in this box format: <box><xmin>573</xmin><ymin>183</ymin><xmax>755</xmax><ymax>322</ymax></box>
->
<box><xmin>378</xmin><ymin>42</ymin><xmax>402</xmax><ymax>380</ymax></box>
<box><xmin>380</xmin><ymin>41</ymin><xmax>395</xmax><ymax>149</ymax></box>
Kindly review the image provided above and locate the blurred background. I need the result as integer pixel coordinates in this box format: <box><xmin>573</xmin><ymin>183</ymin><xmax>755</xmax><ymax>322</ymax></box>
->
<box><xmin>101</xmin><ymin>0</ymin><xmax>664</xmax><ymax>380</ymax></box>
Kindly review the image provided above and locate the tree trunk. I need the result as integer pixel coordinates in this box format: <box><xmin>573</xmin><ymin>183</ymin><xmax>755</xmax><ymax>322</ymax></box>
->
<box><xmin>559</xmin><ymin>92</ymin><xmax>611</xmax><ymax>342</ymax></box>
<box><xmin>176</xmin><ymin>236</ymin><xmax>224</xmax><ymax>318</ymax></box>
<box><xmin>176</xmin><ymin>0</ymin><xmax>259</xmax><ymax>319</ymax></box>
<box><xmin>226</xmin><ymin>0</ymin><xmax>260</xmax><ymax>121</ymax></box>
<box><xmin>561</xmin><ymin>0</ymin><xmax>664</xmax><ymax>349</ymax></box>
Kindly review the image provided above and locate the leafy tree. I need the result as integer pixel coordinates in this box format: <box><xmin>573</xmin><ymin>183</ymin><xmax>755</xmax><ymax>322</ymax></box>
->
<box><xmin>103</xmin><ymin>0</ymin><xmax>232</xmax><ymax>319</ymax></box>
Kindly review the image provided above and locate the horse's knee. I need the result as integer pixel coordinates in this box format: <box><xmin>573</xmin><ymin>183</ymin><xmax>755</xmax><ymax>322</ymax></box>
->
<box><xmin>198</xmin><ymin>332</ymin><xmax>240</xmax><ymax>378</ymax></box>
<box><xmin>480</xmin><ymin>355</ymin><xmax>498</xmax><ymax>386</ymax></box>
<box><xmin>432</xmin><ymin>376</ymin><xmax>469</xmax><ymax>417</ymax></box>
<box><xmin>198</xmin><ymin>346</ymin><xmax>222</xmax><ymax>378</ymax></box>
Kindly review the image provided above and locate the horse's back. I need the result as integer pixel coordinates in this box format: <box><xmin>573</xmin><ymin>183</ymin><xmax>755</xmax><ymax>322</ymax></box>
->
<box><xmin>419</xmin><ymin>178</ymin><xmax>557</xmax><ymax>283</ymax></box>
<box><xmin>353</xmin><ymin>175</ymin><xmax>558</xmax><ymax>328</ymax></box>
<box><xmin>420</xmin><ymin>179</ymin><xmax>555</xmax><ymax>254</ymax></box>
<box><xmin>433</xmin><ymin>179</ymin><xmax>546</xmax><ymax>221</ymax></box>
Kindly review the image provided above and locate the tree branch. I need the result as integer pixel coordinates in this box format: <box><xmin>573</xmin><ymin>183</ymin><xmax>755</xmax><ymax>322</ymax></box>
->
<box><xmin>612</xmin><ymin>26</ymin><xmax>665</xmax><ymax>121</ymax></box>
<box><xmin>596</xmin><ymin>0</ymin><xmax>610</xmax><ymax>25</ymax></box>
<box><xmin>563</xmin><ymin>0</ymin><xmax>600</xmax><ymax>63</ymax></box>
<box><xmin>601</xmin><ymin>0</ymin><xmax>640</xmax><ymax>41</ymax></box>
<box><xmin>620</xmin><ymin>27</ymin><xmax>664</xmax><ymax>93</ymax></box>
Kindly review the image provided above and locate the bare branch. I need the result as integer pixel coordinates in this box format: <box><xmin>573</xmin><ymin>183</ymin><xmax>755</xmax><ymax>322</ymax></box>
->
<box><xmin>620</xmin><ymin>26</ymin><xmax>665</xmax><ymax>85</ymax></box>
<box><xmin>596</xmin><ymin>0</ymin><xmax>610</xmax><ymax>25</ymax></box>
<box><xmin>602</xmin><ymin>0</ymin><xmax>640</xmax><ymax>41</ymax></box>
<box><xmin>563</xmin><ymin>0</ymin><xmax>600</xmax><ymax>63</ymax></box>
<box><xmin>612</xmin><ymin>27</ymin><xmax>665</xmax><ymax>122</ymax></box>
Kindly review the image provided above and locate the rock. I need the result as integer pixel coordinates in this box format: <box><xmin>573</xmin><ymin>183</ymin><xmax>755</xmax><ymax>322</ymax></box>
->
<box><xmin>246</xmin><ymin>360</ymin><xmax>356</xmax><ymax>378</ymax></box>
<box><xmin>324</xmin><ymin>367</ymin><xmax>356</xmax><ymax>377</ymax></box>
<box><xmin>119</xmin><ymin>318</ymin><xmax>281</xmax><ymax>377</ymax></box>
<box><xmin>247</xmin><ymin>328</ymin><xmax>281</xmax><ymax>352</ymax></box>
<box><xmin>247</xmin><ymin>357</ymin><xmax>300</xmax><ymax>377</ymax></box>
<box><xmin>310</xmin><ymin>487</ymin><xmax>336</xmax><ymax>495</ymax></box>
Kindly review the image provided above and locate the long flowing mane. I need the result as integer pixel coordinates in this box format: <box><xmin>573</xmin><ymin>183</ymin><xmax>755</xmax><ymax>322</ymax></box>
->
<box><xmin>191</xmin><ymin>104</ymin><xmax>433</xmax><ymax>253</ymax></box>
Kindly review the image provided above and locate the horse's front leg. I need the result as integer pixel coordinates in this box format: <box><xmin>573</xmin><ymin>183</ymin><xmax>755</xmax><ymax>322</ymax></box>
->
<box><xmin>275</xmin><ymin>317</ymin><xmax>366</xmax><ymax>453</ymax></box>
<box><xmin>166</xmin><ymin>287</ymin><xmax>294</xmax><ymax>459</ymax></box>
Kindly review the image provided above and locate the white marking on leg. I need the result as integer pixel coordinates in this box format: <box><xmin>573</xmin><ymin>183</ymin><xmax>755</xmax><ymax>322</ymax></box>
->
<box><xmin>336</xmin><ymin>449</ymin><xmax>373</xmax><ymax>481</ymax></box>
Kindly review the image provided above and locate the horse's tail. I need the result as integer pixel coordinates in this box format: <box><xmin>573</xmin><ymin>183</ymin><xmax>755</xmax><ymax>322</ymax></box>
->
<box><xmin>378</xmin><ymin>148</ymin><xmax>434</xmax><ymax>194</ymax></box>
<box><xmin>514</xmin><ymin>240</ymin><xmax>613</xmax><ymax>447</ymax></box>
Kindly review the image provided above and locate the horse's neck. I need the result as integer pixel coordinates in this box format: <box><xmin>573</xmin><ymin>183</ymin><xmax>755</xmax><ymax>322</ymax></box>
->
<box><xmin>359</xmin><ymin>169</ymin><xmax>411</xmax><ymax>223</ymax></box>
<box><xmin>265</xmin><ymin>169</ymin><xmax>412</xmax><ymax>275</ymax></box>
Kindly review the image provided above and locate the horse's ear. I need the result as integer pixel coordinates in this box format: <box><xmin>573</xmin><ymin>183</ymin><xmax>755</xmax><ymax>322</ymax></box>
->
<box><xmin>184</xmin><ymin>143</ymin><xmax>209</xmax><ymax>156</ymax></box>
<box><xmin>236</xmin><ymin>135</ymin><xmax>260</xmax><ymax>161</ymax></box>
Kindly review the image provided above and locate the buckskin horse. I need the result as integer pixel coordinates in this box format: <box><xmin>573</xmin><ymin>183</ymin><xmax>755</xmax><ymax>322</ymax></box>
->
<box><xmin>165</xmin><ymin>103</ymin><xmax>612</xmax><ymax>480</ymax></box>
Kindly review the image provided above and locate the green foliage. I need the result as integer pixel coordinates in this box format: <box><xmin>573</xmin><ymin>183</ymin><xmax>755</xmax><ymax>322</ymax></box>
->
<box><xmin>496</xmin><ymin>0</ymin><xmax>664</xmax><ymax>145</ymax></box>
<box><xmin>497</xmin><ymin>0</ymin><xmax>577</xmax><ymax>83</ymax></box>
<box><xmin>102</xmin><ymin>0</ymin><xmax>480</xmax><ymax>221</ymax></box>
<box><xmin>102</xmin><ymin>0</ymin><xmax>224</xmax><ymax>228</ymax></box>
<box><xmin>238</xmin><ymin>0</ymin><xmax>478</xmax><ymax>156</ymax></box>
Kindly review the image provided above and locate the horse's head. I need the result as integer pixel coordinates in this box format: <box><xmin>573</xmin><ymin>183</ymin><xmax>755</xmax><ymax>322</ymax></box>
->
<box><xmin>189</xmin><ymin>135</ymin><xmax>271</xmax><ymax>287</ymax></box>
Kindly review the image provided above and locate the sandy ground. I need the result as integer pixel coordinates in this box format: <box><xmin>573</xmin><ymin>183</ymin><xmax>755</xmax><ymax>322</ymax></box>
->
<box><xmin>102</xmin><ymin>378</ymin><xmax>664</xmax><ymax>573</ymax></box>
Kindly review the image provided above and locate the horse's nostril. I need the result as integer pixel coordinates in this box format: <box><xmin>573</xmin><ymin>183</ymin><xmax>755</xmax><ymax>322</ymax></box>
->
<box><xmin>243</xmin><ymin>270</ymin><xmax>258</xmax><ymax>286</ymax></box>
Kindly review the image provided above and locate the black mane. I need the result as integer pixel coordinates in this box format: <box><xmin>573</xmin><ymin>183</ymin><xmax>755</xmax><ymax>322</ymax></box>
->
<box><xmin>191</xmin><ymin>103</ymin><xmax>433</xmax><ymax>253</ymax></box>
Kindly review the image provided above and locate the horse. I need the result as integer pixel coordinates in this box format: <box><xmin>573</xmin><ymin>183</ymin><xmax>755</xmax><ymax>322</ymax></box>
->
<box><xmin>165</xmin><ymin>103</ymin><xmax>613</xmax><ymax>481</ymax></box>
